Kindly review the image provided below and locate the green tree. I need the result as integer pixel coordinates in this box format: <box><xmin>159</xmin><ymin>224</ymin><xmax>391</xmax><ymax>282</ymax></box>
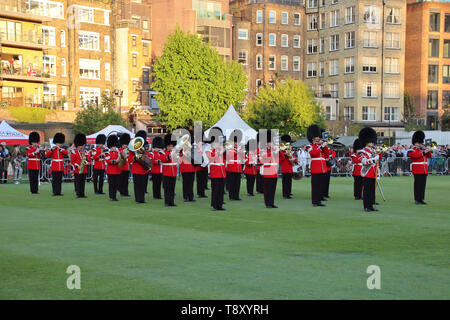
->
<box><xmin>151</xmin><ymin>28</ymin><xmax>247</xmax><ymax>130</ymax></box>
<box><xmin>403</xmin><ymin>90</ymin><xmax>426</xmax><ymax>131</ymax></box>
<box><xmin>441</xmin><ymin>110</ymin><xmax>450</xmax><ymax>131</ymax></box>
<box><xmin>243</xmin><ymin>78</ymin><xmax>325</xmax><ymax>138</ymax></box>
<box><xmin>73</xmin><ymin>102</ymin><xmax>127</xmax><ymax>135</ymax></box>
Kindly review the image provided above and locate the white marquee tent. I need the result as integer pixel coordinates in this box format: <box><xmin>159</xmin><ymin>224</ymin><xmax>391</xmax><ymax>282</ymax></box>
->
<box><xmin>86</xmin><ymin>125</ymin><xmax>135</xmax><ymax>144</ymax></box>
<box><xmin>0</xmin><ymin>120</ymin><xmax>29</xmax><ymax>145</ymax></box>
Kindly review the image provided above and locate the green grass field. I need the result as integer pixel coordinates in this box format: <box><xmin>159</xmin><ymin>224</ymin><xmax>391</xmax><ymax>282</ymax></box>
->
<box><xmin>0</xmin><ymin>176</ymin><xmax>449</xmax><ymax>300</ymax></box>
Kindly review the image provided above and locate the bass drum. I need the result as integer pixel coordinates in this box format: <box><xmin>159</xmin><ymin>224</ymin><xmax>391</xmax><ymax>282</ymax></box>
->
<box><xmin>292</xmin><ymin>165</ymin><xmax>303</xmax><ymax>180</ymax></box>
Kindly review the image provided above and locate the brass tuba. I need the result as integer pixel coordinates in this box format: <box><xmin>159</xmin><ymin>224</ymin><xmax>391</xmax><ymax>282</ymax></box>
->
<box><xmin>128</xmin><ymin>136</ymin><xmax>151</xmax><ymax>170</ymax></box>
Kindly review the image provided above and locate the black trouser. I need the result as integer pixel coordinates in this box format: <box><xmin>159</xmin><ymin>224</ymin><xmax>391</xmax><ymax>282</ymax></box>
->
<box><xmin>245</xmin><ymin>173</ymin><xmax>256</xmax><ymax>195</ymax></box>
<box><xmin>211</xmin><ymin>178</ymin><xmax>225</xmax><ymax>209</ymax></box>
<box><xmin>119</xmin><ymin>170</ymin><xmax>130</xmax><ymax>196</ymax></box>
<box><xmin>108</xmin><ymin>174</ymin><xmax>120</xmax><ymax>200</ymax></box>
<box><xmin>228</xmin><ymin>172</ymin><xmax>242</xmax><ymax>200</ymax></box>
<box><xmin>256</xmin><ymin>172</ymin><xmax>264</xmax><ymax>193</ymax></box>
<box><xmin>182</xmin><ymin>172</ymin><xmax>195</xmax><ymax>201</ymax></box>
<box><xmin>353</xmin><ymin>175</ymin><xmax>363</xmax><ymax>199</ymax></box>
<box><xmin>51</xmin><ymin>171</ymin><xmax>63</xmax><ymax>195</ymax></box>
<box><xmin>152</xmin><ymin>173</ymin><xmax>162</xmax><ymax>199</ymax></box>
<box><xmin>196</xmin><ymin>170</ymin><xmax>208</xmax><ymax>197</ymax></box>
<box><xmin>144</xmin><ymin>172</ymin><xmax>149</xmax><ymax>193</ymax></box>
<box><xmin>263</xmin><ymin>177</ymin><xmax>277</xmax><ymax>207</ymax></box>
<box><xmin>163</xmin><ymin>176</ymin><xmax>176</xmax><ymax>205</ymax></box>
<box><xmin>93</xmin><ymin>168</ymin><xmax>105</xmax><ymax>193</ymax></box>
<box><xmin>133</xmin><ymin>173</ymin><xmax>147</xmax><ymax>203</ymax></box>
<box><xmin>29</xmin><ymin>169</ymin><xmax>39</xmax><ymax>193</ymax></box>
<box><xmin>74</xmin><ymin>173</ymin><xmax>86</xmax><ymax>197</ymax></box>
<box><xmin>414</xmin><ymin>174</ymin><xmax>427</xmax><ymax>202</ymax></box>
<box><xmin>282</xmin><ymin>173</ymin><xmax>292</xmax><ymax>198</ymax></box>
<box><xmin>322</xmin><ymin>171</ymin><xmax>331</xmax><ymax>197</ymax></box>
<box><xmin>363</xmin><ymin>177</ymin><xmax>376</xmax><ymax>209</ymax></box>
<box><xmin>1</xmin><ymin>166</ymin><xmax>7</xmax><ymax>183</ymax></box>
<box><xmin>311</xmin><ymin>173</ymin><xmax>324</xmax><ymax>205</ymax></box>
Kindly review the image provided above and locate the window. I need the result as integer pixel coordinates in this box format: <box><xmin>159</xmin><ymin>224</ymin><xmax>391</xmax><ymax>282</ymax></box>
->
<box><xmin>43</xmin><ymin>55</ymin><xmax>56</xmax><ymax>76</ymax></box>
<box><xmin>428</xmin><ymin>64</ymin><xmax>439</xmax><ymax>83</ymax></box>
<box><xmin>384</xmin><ymin>107</ymin><xmax>399</xmax><ymax>121</ymax></box>
<box><xmin>256</xmin><ymin>55</ymin><xmax>262</xmax><ymax>70</ymax></box>
<box><xmin>269</xmin><ymin>11</ymin><xmax>276</xmax><ymax>24</ymax></box>
<box><xmin>307</xmin><ymin>39</ymin><xmax>318</xmax><ymax>54</ymax></box>
<box><xmin>362</xmin><ymin>107</ymin><xmax>376</xmax><ymax>121</ymax></box>
<box><xmin>363</xmin><ymin>57</ymin><xmax>377</xmax><ymax>73</ymax></box>
<box><xmin>344</xmin><ymin>107</ymin><xmax>354</xmax><ymax>120</ymax></box>
<box><xmin>269</xmin><ymin>33</ymin><xmax>276</xmax><ymax>46</ymax></box>
<box><xmin>256</xmin><ymin>79</ymin><xmax>263</xmax><ymax>94</ymax></box>
<box><xmin>318</xmin><ymin>84</ymin><xmax>324</xmax><ymax>96</ymax></box>
<box><xmin>385</xmin><ymin>82</ymin><xmax>400</xmax><ymax>99</ymax></box>
<box><xmin>281</xmin><ymin>56</ymin><xmax>288</xmax><ymax>71</ymax></box>
<box><xmin>43</xmin><ymin>84</ymin><xmax>56</xmax><ymax>103</ymax></box>
<box><xmin>268</xmin><ymin>55</ymin><xmax>276</xmax><ymax>70</ymax></box>
<box><xmin>42</xmin><ymin>26</ymin><xmax>55</xmax><ymax>46</ymax></box>
<box><xmin>105</xmin><ymin>63</ymin><xmax>110</xmax><ymax>81</ymax></box>
<box><xmin>256</xmin><ymin>10</ymin><xmax>263</xmax><ymax>23</ymax></box>
<box><xmin>345</xmin><ymin>31</ymin><xmax>355</xmax><ymax>48</ymax></box>
<box><xmin>132</xmin><ymin>35</ymin><xmax>137</xmax><ymax>46</ymax></box>
<box><xmin>132</xmin><ymin>80</ymin><xmax>138</xmax><ymax>93</ymax></box>
<box><xmin>103</xmin><ymin>35</ymin><xmax>110</xmax><ymax>52</ymax></box>
<box><xmin>443</xmin><ymin>65</ymin><xmax>450</xmax><ymax>83</ymax></box>
<box><xmin>429</xmin><ymin>39</ymin><xmax>439</xmax><ymax>57</ymax></box>
<box><xmin>330</xmin><ymin>10</ymin><xmax>340</xmax><ymax>27</ymax></box>
<box><xmin>27</xmin><ymin>0</ymin><xmax>64</xmax><ymax>18</ymax></box>
<box><xmin>319</xmin><ymin>37</ymin><xmax>325</xmax><ymax>53</ymax></box>
<box><xmin>363</xmin><ymin>31</ymin><xmax>377</xmax><ymax>48</ymax></box>
<box><xmin>363</xmin><ymin>6</ymin><xmax>379</xmax><ymax>24</ymax></box>
<box><xmin>443</xmin><ymin>90</ymin><xmax>450</xmax><ymax>107</ymax></box>
<box><xmin>256</xmin><ymin>33</ymin><xmax>262</xmax><ymax>46</ymax></box>
<box><xmin>332</xmin><ymin>0</ymin><xmax>338</xmax><ymax>4</ymax></box>
<box><xmin>320</xmin><ymin>12</ymin><xmax>326</xmax><ymax>29</ymax></box>
<box><xmin>446</xmin><ymin>14</ymin><xmax>450</xmax><ymax>32</ymax></box>
<box><xmin>80</xmin><ymin>87</ymin><xmax>100</xmax><ymax>106</ymax></box>
<box><xmin>329</xmin><ymin>59</ymin><xmax>339</xmax><ymax>76</ymax></box>
<box><xmin>363</xmin><ymin>82</ymin><xmax>377</xmax><ymax>98</ymax></box>
<box><xmin>61</xmin><ymin>86</ymin><xmax>67</xmax><ymax>98</ymax></box>
<box><xmin>78</xmin><ymin>31</ymin><xmax>99</xmax><ymax>50</ymax></box>
<box><xmin>238</xmin><ymin>29</ymin><xmax>248</xmax><ymax>40</ymax></box>
<box><xmin>143</xmin><ymin>42</ymin><xmax>149</xmax><ymax>56</ymax></box>
<box><xmin>444</xmin><ymin>40</ymin><xmax>450</xmax><ymax>58</ymax></box>
<box><xmin>307</xmin><ymin>62</ymin><xmax>317</xmax><ymax>78</ymax></box>
<box><xmin>427</xmin><ymin>90</ymin><xmax>438</xmax><ymax>109</ymax></box>
<box><xmin>345</xmin><ymin>57</ymin><xmax>354</xmax><ymax>73</ymax></box>
<box><xmin>238</xmin><ymin>50</ymin><xmax>248</xmax><ymax>65</ymax></box>
<box><xmin>430</xmin><ymin>12</ymin><xmax>440</xmax><ymax>32</ymax></box>
<box><xmin>386</xmin><ymin>32</ymin><xmax>400</xmax><ymax>49</ymax></box>
<box><xmin>281</xmin><ymin>34</ymin><xmax>288</xmax><ymax>47</ymax></box>
<box><xmin>330</xmin><ymin>34</ymin><xmax>339</xmax><ymax>51</ymax></box>
<box><xmin>294</xmin><ymin>13</ymin><xmax>301</xmax><ymax>26</ymax></box>
<box><xmin>346</xmin><ymin>6</ymin><xmax>355</xmax><ymax>24</ymax></box>
<box><xmin>143</xmin><ymin>68</ymin><xmax>150</xmax><ymax>84</ymax></box>
<box><xmin>132</xmin><ymin>54</ymin><xmax>137</xmax><ymax>67</ymax></box>
<box><xmin>104</xmin><ymin>11</ymin><xmax>110</xmax><ymax>25</ymax></box>
<box><xmin>79</xmin><ymin>59</ymin><xmax>100</xmax><ymax>79</ymax></box>
<box><xmin>293</xmin><ymin>35</ymin><xmax>300</xmax><ymax>48</ymax></box>
<box><xmin>319</xmin><ymin>61</ymin><xmax>324</xmax><ymax>77</ymax></box>
<box><xmin>308</xmin><ymin>0</ymin><xmax>318</xmax><ymax>9</ymax></box>
<box><xmin>293</xmin><ymin>56</ymin><xmax>300</xmax><ymax>72</ymax></box>
<box><xmin>61</xmin><ymin>58</ymin><xmax>66</xmax><ymax>77</ymax></box>
<box><xmin>307</xmin><ymin>14</ymin><xmax>318</xmax><ymax>30</ymax></box>
<box><xmin>329</xmin><ymin>83</ymin><xmax>338</xmax><ymax>98</ymax></box>
<box><xmin>60</xmin><ymin>30</ymin><xmax>65</xmax><ymax>47</ymax></box>
<box><xmin>385</xmin><ymin>57</ymin><xmax>400</xmax><ymax>74</ymax></box>
<box><xmin>143</xmin><ymin>19</ymin><xmax>149</xmax><ymax>31</ymax></box>
<box><xmin>345</xmin><ymin>82</ymin><xmax>354</xmax><ymax>98</ymax></box>
<box><xmin>325</xmin><ymin>106</ymin><xmax>332</xmax><ymax>120</ymax></box>
<box><xmin>387</xmin><ymin>8</ymin><xmax>401</xmax><ymax>24</ymax></box>
<box><xmin>78</xmin><ymin>7</ymin><xmax>94</xmax><ymax>23</ymax></box>
<box><xmin>282</xmin><ymin>12</ymin><xmax>288</xmax><ymax>25</ymax></box>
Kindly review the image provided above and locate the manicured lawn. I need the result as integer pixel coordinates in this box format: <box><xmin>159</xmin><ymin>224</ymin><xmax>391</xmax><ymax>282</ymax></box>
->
<box><xmin>0</xmin><ymin>176</ymin><xmax>449</xmax><ymax>299</ymax></box>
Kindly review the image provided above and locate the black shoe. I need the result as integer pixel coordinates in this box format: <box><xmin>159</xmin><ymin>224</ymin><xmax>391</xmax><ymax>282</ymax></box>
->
<box><xmin>218</xmin><ymin>208</ymin><xmax>226</xmax><ymax>211</ymax></box>
<box><xmin>421</xmin><ymin>200</ymin><xmax>428</xmax><ymax>205</ymax></box>
<box><xmin>266</xmin><ymin>205</ymin><xmax>273</xmax><ymax>208</ymax></box>
<box><xmin>271</xmin><ymin>205</ymin><xmax>278</xmax><ymax>208</ymax></box>
<box><xmin>375</xmin><ymin>202</ymin><xmax>380</xmax><ymax>205</ymax></box>
<box><xmin>247</xmin><ymin>193</ymin><xmax>254</xmax><ymax>197</ymax></box>
<box><xmin>165</xmin><ymin>203</ymin><xmax>169</xmax><ymax>207</ymax></box>
<box><xmin>355</xmin><ymin>197</ymin><xmax>363</xmax><ymax>200</ymax></box>
<box><xmin>184</xmin><ymin>199</ymin><xmax>189</xmax><ymax>202</ymax></box>
<box><xmin>110</xmin><ymin>198</ymin><xmax>118</xmax><ymax>201</ymax></box>
<box><xmin>169</xmin><ymin>203</ymin><xmax>177</xmax><ymax>207</ymax></box>
<box><xmin>313</xmin><ymin>203</ymin><xmax>326</xmax><ymax>207</ymax></box>
<box><xmin>153</xmin><ymin>197</ymin><xmax>162</xmax><ymax>200</ymax></box>
<box><xmin>198</xmin><ymin>195</ymin><xmax>207</xmax><ymax>198</ymax></box>
<box><xmin>121</xmin><ymin>194</ymin><xmax>131</xmax><ymax>197</ymax></box>
<box><xmin>235</xmin><ymin>198</ymin><xmax>242</xmax><ymax>201</ymax></box>
<box><xmin>370</xmin><ymin>207</ymin><xmax>379</xmax><ymax>212</ymax></box>
<box><xmin>77</xmin><ymin>195</ymin><xmax>87</xmax><ymax>198</ymax></box>
<box><xmin>189</xmin><ymin>199</ymin><xmax>196</xmax><ymax>202</ymax></box>
<box><xmin>324</xmin><ymin>195</ymin><xmax>330</xmax><ymax>198</ymax></box>
<box><xmin>415</xmin><ymin>201</ymin><xmax>422</xmax><ymax>205</ymax></box>
<box><xmin>136</xmin><ymin>201</ymin><xmax>146</xmax><ymax>204</ymax></box>
<box><xmin>321</xmin><ymin>197</ymin><xmax>328</xmax><ymax>201</ymax></box>
<box><xmin>364</xmin><ymin>208</ymin><xmax>372</xmax><ymax>212</ymax></box>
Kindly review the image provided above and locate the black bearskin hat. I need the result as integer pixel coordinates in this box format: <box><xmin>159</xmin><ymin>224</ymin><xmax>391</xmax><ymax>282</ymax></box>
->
<box><xmin>358</xmin><ymin>127</ymin><xmax>377</xmax><ymax>147</ymax></box>
<box><xmin>281</xmin><ymin>134</ymin><xmax>292</xmax><ymax>143</ymax></box>
<box><xmin>208</xmin><ymin>127</ymin><xmax>223</xmax><ymax>144</ymax></box>
<box><xmin>307</xmin><ymin>125</ymin><xmax>321</xmax><ymax>143</ymax></box>
<box><xmin>412</xmin><ymin>131</ymin><xmax>425</xmax><ymax>145</ymax></box>
<box><xmin>164</xmin><ymin>133</ymin><xmax>176</xmax><ymax>147</ymax></box>
<box><xmin>353</xmin><ymin>138</ymin><xmax>362</xmax><ymax>152</ymax></box>
<box><xmin>74</xmin><ymin>133</ymin><xmax>86</xmax><ymax>147</ymax></box>
<box><xmin>229</xmin><ymin>129</ymin><xmax>243</xmax><ymax>143</ymax></box>
<box><xmin>53</xmin><ymin>133</ymin><xmax>65</xmax><ymax>144</ymax></box>
<box><xmin>119</xmin><ymin>133</ymin><xmax>131</xmax><ymax>146</ymax></box>
<box><xmin>107</xmin><ymin>135</ymin><xmax>119</xmax><ymax>148</ymax></box>
<box><xmin>246</xmin><ymin>139</ymin><xmax>257</xmax><ymax>152</ymax></box>
<box><xmin>29</xmin><ymin>131</ymin><xmax>40</xmax><ymax>144</ymax></box>
<box><xmin>152</xmin><ymin>136</ymin><xmax>164</xmax><ymax>149</ymax></box>
<box><xmin>135</xmin><ymin>130</ymin><xmax>147</xmax><ymax>140</ymax></box>
<box><xmin>96</xmin><ymin>134</ymin><xmax>106</xmax><ymax>145</ymax></box>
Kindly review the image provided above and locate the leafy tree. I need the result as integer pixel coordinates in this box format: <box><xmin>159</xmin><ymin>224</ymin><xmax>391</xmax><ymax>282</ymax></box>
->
<box><xmin>441</xmin><ymin>110</ymin><xmax>450</xmax><ymax>131</ymax></box>
<box><xmin>73</xmin><ymin>102</ymin><xmax>127</xmax><ymax>135</ymax></box>
<box><xmin>403</xmin><ymin>90</ymin><xmax>426</xmax><ymax>131</ymax></box>
<box><xmin>152</xmin><ymin>28</ymin><xmax>247</xmax><ymax>130</ymax></box>
<box><xmin>243</xmin><ymin>78</ymin><xmax>325</xmax><ymax>138</ymax></box>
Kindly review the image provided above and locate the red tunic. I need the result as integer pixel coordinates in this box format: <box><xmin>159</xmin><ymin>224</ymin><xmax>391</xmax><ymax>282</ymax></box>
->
<box><xmin>160</xmin><ymin>150</ymin><xmax>178</xmax><ymax>177</ymax></box>
<box><xmin>243</xmin><ymin>152</ymin><xmax>258</xmax><ymax>175</ymax></box>
<box><xmin>105</xmin><ymin>150</ymin><xmax>121</xmax><ymax>175</ymax></box>
<box><xmin>408</xmin><ymin>147</ymin><xmax>432</xmax><ymax>175</ymax></box>
<box><xmin>92</xmin><ymin>147</ymin><xmax>106</xmax><ymax>170</ymax></box>
<box><xmin>178</xmin><ymin>150</ymin><xmax>196</xmax><ymax>173</ymax></box>
<box><xmin>260</xmin><ymin>148</ymin><xmax>279</xmax><ymax>178</ymax></box>
<box><xmin>225</xmin><ymin>148</ymin><xmax>243</xmax><ymax>173</ymax></box>
<box><xmin>45</xmin><ymin>147</ymin><xmax>68</xmax><ymax>172</ymax></box>
<box><xmin>70</xmin><ymin>149</ymin><xmax>89</xmax><ymax>174</ymax></box>
<box><xmin>360</xmin><ymin>147</ymin><xmax>378</xmax><ymax>179</ymax></box>
<box><xmin>307</xmin><ymin>143</ymin><xmax>328</xmax><ymax>174</ymax></box>
<box><xmin>128</xmin><ymin>151</ymin><xmax>148</xmax><ymax>175</ymax></box>
<box><xmin>149</xmin><ymin>151</ymin><xmax>163</xmax><ymax>174</ymax></box>
<box><xmin>119</xmin><ymin>148</ymin><xmax>130</xmax><ymax>171</ymax></box>
<box><xmin>26</xmin><ymin>146</ymin><xmax>41</xmax><ymax>170</ymax></box>
<box><xmin>279</xmin><ymin>150</ymin><xmax>297</xmax><ymax>174</ymax></box>
<box><xmin>206</xmin><ymin>148</ymin><xmax>226</xmax><ymax>178</ymax></box>
<box><xmin>351</xmin><ymin>152</ymin><xmax>362</xmax><ymax>176</ymax></box>
<box><xmin>326</xmin><ymin>149</ymin><xmax>336</xmax><ymax>172</ymax></box>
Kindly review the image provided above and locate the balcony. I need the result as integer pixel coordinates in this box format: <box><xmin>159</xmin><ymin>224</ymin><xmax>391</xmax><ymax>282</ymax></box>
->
<box><xmin>0</xmin><ymin>0</ymin><xmax>46</xmax><ymax>22</ymax></box>
<box><xmin>1</xmin><ymin>67</ymin><xmax>50</xmax><ymax>83</ymax></box>
<box><xmin>0</xmin><ymin>31</ymin><xmax>45</xmax><ymax>50</ymax></box>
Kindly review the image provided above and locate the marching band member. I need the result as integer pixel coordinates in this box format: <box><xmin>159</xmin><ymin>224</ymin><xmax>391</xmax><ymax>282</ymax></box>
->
<box><xmin>408</xmin><ymin>131</ymin><xmax>432</xmax><ymax>205</ymax></box>
<box><xmin>244</xmin><ymin>139</ymin><xmax>258</xmax><ymax>196</ymax></box>
<box><xmin>196</xmin><ymin>140</ymin><xmax>209</xmax><ymax>199</ymax></box>
<box><xmin>260</xmin><ymin>131</ymin><xmax>279</xmax><ymax>208</ymax></box>
<box><xmin>351</xmin><ymin>139</ymin><xmax>363</xmax><ymax>200</ymax></box>
<box><xmin>279</xmin><ymin>134</ymin><xmax>297</xmax><ymax>199</ymax></box>
<box><xmin>161</xmin><ymin>133</ymin><xmax>178</xmax><ymax>207</ymax></box>
<box><xmin>92</xmin><ymin>134</ymin><xmax>107</xmax><ymax>195</ymax></box>
<box><xmin>255</xmin><ymin>133</ymin><xmax>264</xmax><ymax>194</ymax></box>
<box><xmin>71</xmin><ymin>133</ymin><xmax>89</xmax><ymax>198</ymax></box>
<box><xmin>105</xmin><ymin>135</ymin><xmax>121</xmax><ymax>201</ymax></box>
<box><xmin>26</xmin><ymin>131</ymin><xmax>41</xmax><ymax>194</ymax></box>
<box><xmin>128</xmin><ymin>130</ymin><xmax>150</xmax><ymax>204</ymax></box>
<box><xmin>150</xmin><ymin>136</ymin><xmax>165</xmax><ymax>200</ymax></box>
<box><xmin>206</xmin><ymin>129</ymin><xmax>226</xmax><ymax>211</ymax></box>
<box><xmin>178</xmin><ymin>132</ymin><xmax>196</xmax><ymax>202</ymax></box>
<box><xmin>359</xmin><ymin>127</ymin><xmax>379</xmax><ymax>212</ymax></box>
<box><xmin>45</xmin><ymin>133</ymin><xmax>68</xmax><ymax>196</ymax></box>
<box><xmin>226</xmin><ymin>129</ymin><xmax>244</xmax><ymax>201</ymax></box>
<box><xmin>118</xmin><ymin>133</ymin><xmax>131</xmax><ymax>197</ymax></box>
<box><xmin>306</xmin><ymin>125</ymin><xmax>329</xmax><ymax>207</ymax></box>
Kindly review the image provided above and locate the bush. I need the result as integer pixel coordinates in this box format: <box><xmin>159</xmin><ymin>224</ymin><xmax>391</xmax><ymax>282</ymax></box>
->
<box><xmin>8</xmin><ymin>106</ymin><xmax>54</xmax><ymax>123</ymax></box>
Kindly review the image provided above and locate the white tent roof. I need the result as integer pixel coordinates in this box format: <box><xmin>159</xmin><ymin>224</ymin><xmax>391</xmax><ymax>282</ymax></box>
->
<box><xmin>205</xmin><ymin>105</ymin><xmax>257</xmax><ymax>143</ymax></box>
<box><xmin>0</xmin><ymin>120</ymin><xmax>29</xmax><ymax>145</ymax></box>
<box><xmin>86</xmin><ymin>125</ymin><xmax>134</xmax><ymax>142</ymax></box>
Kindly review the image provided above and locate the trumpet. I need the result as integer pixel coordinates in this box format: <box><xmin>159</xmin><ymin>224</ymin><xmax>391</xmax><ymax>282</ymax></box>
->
<box><xmin>376</xmin><ymin>144</ymin><xmax>388</xmax><ymax>154</ymax></box>
<box><xmin>79</xmin><ymin>150</ymin><xmax>88</xmax><ymax>173</ymax></box>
